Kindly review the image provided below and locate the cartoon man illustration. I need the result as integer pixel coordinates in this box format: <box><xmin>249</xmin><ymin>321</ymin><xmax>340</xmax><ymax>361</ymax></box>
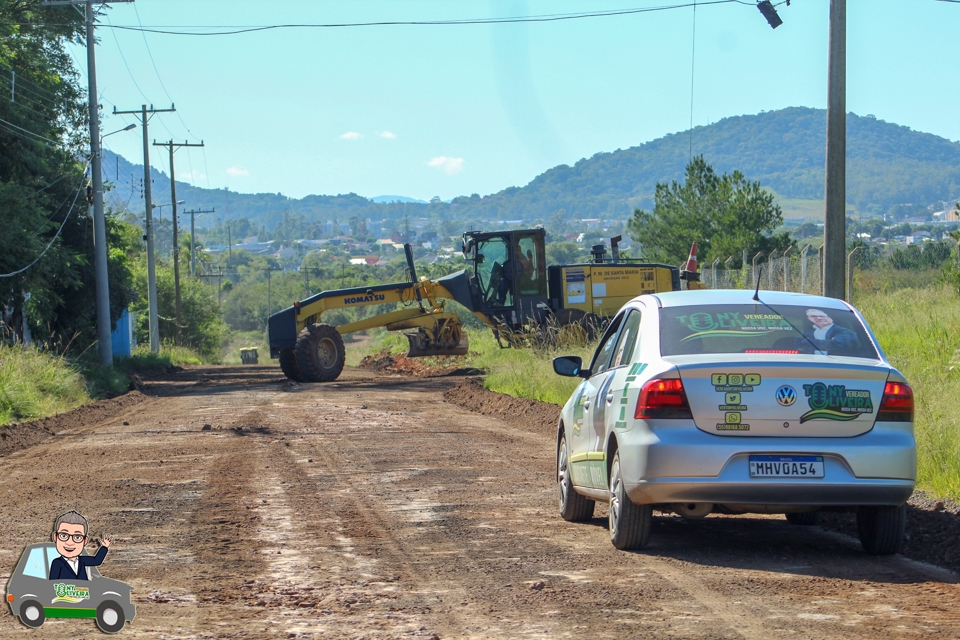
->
<box><xmin>804</xmin><ymin>308</ymin><xmax>858</xmax><ymax>355</ymax></box>
<box><xmin>49</xmin><ymin>511</ymin><xmax>110</xmax><ymax>581</ymax></box>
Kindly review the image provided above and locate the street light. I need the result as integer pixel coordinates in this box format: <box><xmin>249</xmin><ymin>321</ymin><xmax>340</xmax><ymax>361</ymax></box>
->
<box><xmin>101</xmin><ymin>123</ymin><xmax>137</xmax><ymax>143</ymax></box>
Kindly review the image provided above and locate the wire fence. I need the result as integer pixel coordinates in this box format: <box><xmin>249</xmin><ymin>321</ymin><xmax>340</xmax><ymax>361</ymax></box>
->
<box><xmin>704</xmin><ymin>247</ymin><xmax>826</xmax><ymax>295</ymax></box>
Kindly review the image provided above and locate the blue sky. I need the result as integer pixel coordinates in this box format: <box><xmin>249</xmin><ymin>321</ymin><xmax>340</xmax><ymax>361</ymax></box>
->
<box><xmin>83</xmin><ymin>0</ymin><xmax>960</xmax><ymax>202</ymax></box>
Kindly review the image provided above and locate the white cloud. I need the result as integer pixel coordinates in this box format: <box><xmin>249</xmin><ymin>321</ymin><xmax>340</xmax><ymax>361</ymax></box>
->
<box><xmin>378</xmin><ymin>131</ymin><xmax>396</xmax><ymax>139</ymax></box>
<box><xmin>180</xmin><ymin>170</ymin><xmax>207</xmax><ymax>182</ymax></box>
<box><xmin>339</xmin><ymin>131</ymin><xmax>362</xmax><ymax>140</ymax></box>
<box><xmin>225</xmin><ymin>165</ymin><xmax>250</xmax><ymax>177</ymax></box>
<box><xmin>427</xmin><ymin>156</ymin><xmax>464</xmax><ymax>175</ymax></box>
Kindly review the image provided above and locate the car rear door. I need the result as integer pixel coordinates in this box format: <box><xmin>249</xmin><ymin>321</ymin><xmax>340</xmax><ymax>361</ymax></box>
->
<box><xmin>601</xmin><ymin>308</ymin><xmax>645</xmax><ymax>437</ymax></box>
<box><xmin>570</xmin><ymin>312</ymin><xmax>626</xmax><ymax>489</ymax></box>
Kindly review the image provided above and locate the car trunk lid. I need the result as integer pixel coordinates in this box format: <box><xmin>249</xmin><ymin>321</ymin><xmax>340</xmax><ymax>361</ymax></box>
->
<box><xmin>667</xmin><ymin>356</ymin><xmax>890</xmax><ymax>437</ymax></box>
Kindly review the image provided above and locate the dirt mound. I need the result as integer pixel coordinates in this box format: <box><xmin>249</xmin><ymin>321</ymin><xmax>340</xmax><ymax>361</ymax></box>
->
<box><xmin>358</xmin><ymin>349</ymin><xmax>483</xmax><ymax>377</ymax></box>
<box><xmin>0</xmin><ymin>390</ymin><xmax>148</xmax><ymax>457</ymax></box>
<box><xmin>443</xmin><ymin>377</ymin><xmax>560</xmax><ymax>438</ymax></box>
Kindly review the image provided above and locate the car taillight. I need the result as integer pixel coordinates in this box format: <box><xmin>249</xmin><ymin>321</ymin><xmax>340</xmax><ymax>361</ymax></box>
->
<box><xmin>635</xmin><ymin>378</ymin><xmax>693</xmax><ymax>420</ymax></box>
<box><xmin>877</xmin><ymin>381</ymin><xmax>913</xmax><ymax>422</ymax></box>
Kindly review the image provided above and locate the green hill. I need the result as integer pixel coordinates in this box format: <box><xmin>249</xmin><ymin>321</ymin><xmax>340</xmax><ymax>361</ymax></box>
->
<box><xmin>104</xmin><ymin>107</ymin><xmax>960</xmax><ymax>231</ymax></box>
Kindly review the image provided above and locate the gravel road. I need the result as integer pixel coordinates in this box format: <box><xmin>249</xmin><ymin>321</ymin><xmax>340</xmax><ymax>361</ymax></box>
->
<box><xmin>1</xmin><ymin>365</ymin><xmax>958</xmax><ymax>639</ymax></box>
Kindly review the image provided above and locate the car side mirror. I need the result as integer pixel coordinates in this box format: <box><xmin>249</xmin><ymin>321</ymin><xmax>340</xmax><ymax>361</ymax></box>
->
<box><xmin>553</xmin><ymin>355</ymin><xmax>587</xmax><ymax>378</ymax></box>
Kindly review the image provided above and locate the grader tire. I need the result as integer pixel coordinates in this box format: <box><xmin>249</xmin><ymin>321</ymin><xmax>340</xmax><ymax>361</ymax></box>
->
<box><xmin>278</xmin><ymin>348</ymin><xmax>306</xmax><ymax>382</ymax></box>
<box><xmin>295</xmin><ymin>323</ymin><xmax>345</xmax><ymax>382</ymax></box>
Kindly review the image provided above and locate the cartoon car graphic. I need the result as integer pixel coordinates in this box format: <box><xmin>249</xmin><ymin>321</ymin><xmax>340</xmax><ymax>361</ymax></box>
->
<box><xmin>5</xmin><ymin>543</ymin><xmax>135</xmax><ymax>633</ymax></box>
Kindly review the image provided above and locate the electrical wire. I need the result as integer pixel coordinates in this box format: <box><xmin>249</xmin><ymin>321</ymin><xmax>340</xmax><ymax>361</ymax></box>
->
<box><xmin>133</xmin><ymin>3</ymin><xmax>201</xmax><ymax>143</ymax></box>
<box><xmin>0</xmin><ymin>166</ymin><xmax>89</xmax><ymax>279</ymax></box>
<box><xmin>0</xmin><ymin>116</ymin><xmax>59</xmax><ymax>146</ymax></box>
<box><xmin>32</xmin><ymin>170</ymin><xmax>88</xmax><ymax>233</ymax></box>
<box><xmin>105</xmin><ymin>12</ymin><xmax>152</xmax><ymax>104</ymax></box>
<box><xmin>2</xmin><ymin>2</ymin><xmax>746</xmax><ymax>36</ymax></box>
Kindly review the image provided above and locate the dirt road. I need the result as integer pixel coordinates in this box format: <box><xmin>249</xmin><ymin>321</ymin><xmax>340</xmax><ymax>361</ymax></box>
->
<box><xmin>1</xmin><ymin>365</ymin><xmax>959</xmax><ymax>639</ymax></box>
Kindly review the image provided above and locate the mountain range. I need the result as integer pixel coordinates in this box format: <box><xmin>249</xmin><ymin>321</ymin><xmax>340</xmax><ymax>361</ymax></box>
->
<box><xmin>103</xmin><ymin>107</ymin><xmax>960</xmax><ymax>231</ymax></box>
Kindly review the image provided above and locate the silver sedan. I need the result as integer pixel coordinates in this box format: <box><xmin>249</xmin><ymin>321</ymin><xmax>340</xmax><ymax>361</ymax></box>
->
<box><xmin>552</xmin><ymin>289</ymin><xmax>915</xmax><ymax>554</ymax></box>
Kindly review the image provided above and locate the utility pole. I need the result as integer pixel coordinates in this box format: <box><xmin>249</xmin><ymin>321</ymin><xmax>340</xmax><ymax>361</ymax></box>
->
<box><xmin>185</xmin><ymin>208</ymin><xmax>215</xmax><ymax>276</ymax></box>
<box><xmin>113</xmin><ymin>104</ymin><xmax>175</xmax><ymax>353</ymax></box>
<box><xmin>823</xmin><ymin>0</ymin><xmax>846</xmax><ymax>299</ymax></box>
<box><xmin>43</xmin><ymin>0</ymin><xmax>134</xmax><ymax>365</ymax></box>
<box><xmin>263</xmin><ymin>267</ymin><xmax>282</xmax><ymax>323</ymax></box>
<box><xmin>153</xmin><ymin>139</ymin><xmax>204</xmax><ymax>343</ymax></box>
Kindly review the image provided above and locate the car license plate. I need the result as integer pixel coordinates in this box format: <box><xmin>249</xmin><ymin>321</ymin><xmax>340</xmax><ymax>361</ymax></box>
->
<box><xmin>749</xmin><ymin>455</ymin><xmax>824</xmax><ymax>478</ymax></box>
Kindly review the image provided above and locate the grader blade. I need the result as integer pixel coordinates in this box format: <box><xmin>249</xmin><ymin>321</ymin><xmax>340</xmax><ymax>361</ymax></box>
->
<box><xmin>405</xmin><ymin>333</ymin><xmax>470</xmax><ymax>358</ymax></box>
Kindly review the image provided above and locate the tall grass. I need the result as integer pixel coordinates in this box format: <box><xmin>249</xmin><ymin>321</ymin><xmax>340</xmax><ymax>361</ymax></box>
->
<box><xmin>0</xmin><ymin>344</ymin><xmax>89</xmax><ymax>424</ymax></box>
<box><xmin>856</xmin><ymin>285</ymin><xmax>960</xmax><ymax>499</ymax></box>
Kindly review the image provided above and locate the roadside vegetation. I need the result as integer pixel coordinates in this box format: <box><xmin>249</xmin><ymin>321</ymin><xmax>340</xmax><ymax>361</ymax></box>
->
<box><xmin>857</xmin><ymin>285</ymin><xmax>960</xmax><ymax>499</ymax></box>
<box><xmin>0</xmin><ymin>344</ymin><xmax>89</xmax><ymax>424</ymax></box>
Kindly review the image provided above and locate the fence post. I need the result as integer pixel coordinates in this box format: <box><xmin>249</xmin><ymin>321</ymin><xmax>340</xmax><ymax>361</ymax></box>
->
<box><xmin>783</xmin><ymin>246</ymin><xmax>795</xmax><ymax>291</ymax></box>
<box><xmin>768</xmin><ymin>250</ymin><xmax>779</xmax><ymax>289</ymax></box>
<box><xmin>712</xmin><ymin>258</ymin><xmax>720</xmax><ymax>289</ymax></box>
<box><xmin>801</xmin><ymin>245</ymin><xmax>811</xmax><ymax>293</ymax></box>
<box><xmin>752</xmin><ymin>252</ymin><xmax>764</xmax><ymax>289</ymax></box>
<box><xmin>847</xmin><ymin>246</ymin><xmax>861</xmax><ymax>303</ymax></box>
<box><xmin>818</xmin><ymin>244</ymin><xmax>825</xmax><ymax>296</ymax></box>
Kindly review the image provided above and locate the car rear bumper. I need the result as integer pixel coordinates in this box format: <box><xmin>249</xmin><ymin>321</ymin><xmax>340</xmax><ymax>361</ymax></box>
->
<box><xmin>618</xmin><ymin>421</ymin><xmax>916</xmax><ymax>507</ymax></box>
<box><xmin>625</xmin><ymin>477</ymin><xmax>914</xmax><ymax>506</ymax></box>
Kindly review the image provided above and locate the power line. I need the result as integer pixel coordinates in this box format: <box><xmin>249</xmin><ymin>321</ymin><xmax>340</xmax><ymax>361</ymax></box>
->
<box><xmin>133</xmin><ymin>2</ymin><xmax>200</xmax><ymax>143</ymax></box>
<box><xmin>105</xmin><ymin>11</ymin><xmax>151</xmax><ymax>104</ymax></box>
<box><xmin>0</xmin><ymin>116</ymin><xmax>60</xmax><ymax>146</ymax></box>
<box><xmin>32</xmin><ymin>170</ymin><xmax>88</xmax><ymax>233</ymax></box>
<box><xmin>2</xmin><ymin>2</ymin><xmax>749</xmax><ymax>36</ymax></box>
<box><xmin>0</xmin><ymin>166</ymin><xmax>88</xmax><ymax>279</ymax></box>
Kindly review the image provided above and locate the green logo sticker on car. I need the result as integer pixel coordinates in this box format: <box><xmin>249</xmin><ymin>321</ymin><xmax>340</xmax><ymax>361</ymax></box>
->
<box><xmin>52</xmin><ymin>583</ymin><xmax>90</xmax><ymax>604</ymax></box>
<box><xmin>711</xmin><ymin>373</ymin><xmax>761</xmax><ymax>393</ymax></box>
<box><xmin>799</xmin><ymin>382</ymin><xmax>873</xmax><ymax>423</ymax></box>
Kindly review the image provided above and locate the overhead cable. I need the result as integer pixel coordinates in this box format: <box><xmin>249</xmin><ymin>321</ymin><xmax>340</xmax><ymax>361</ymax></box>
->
<box><xmin>0</xmin><ymin>166</ymin><xmax>89</xmax><ymax>279</ymax></box>
<box><xmin>1</xmin><ymin>2</ymin><xmax>746</xmax><ymax>36</ymax></box>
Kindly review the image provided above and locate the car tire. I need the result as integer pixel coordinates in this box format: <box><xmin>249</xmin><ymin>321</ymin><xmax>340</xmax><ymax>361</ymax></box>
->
<box><xmin>96</xmin><ymin>600</ymin><xmax>126</xmax><ymax>634</ymax></box>
<box><xmin>19</xmin><ymin>600</ymin><xmax>44</xmax><ymax>628</ymax></box>
<box><xmin>857</xmin><ymin>504</ymin><xmax>907</xmax><ymax>555</ymax></box>
<box><xmin>609</xmin><ymin>450</ymin><xmax>652</xmax><ymax>550</ymax></box>
<box><xmin>785</xmin><ymin>511</ymin><xmax>820</xmax><ymax>526</ymax></box>
<box><xmin>295</xmin><ymin>323</ymin><xmax>345</xmax><ymax>382</ymax></box>
<box><xmin>278</xmin><ymin>347</ymin><xmax>306</xmax><ymax>382</ymax></box>
<box><xmin>557</xmin><ymin>435</ymin><xmax>594</xmax><ymax>522</ymax></box>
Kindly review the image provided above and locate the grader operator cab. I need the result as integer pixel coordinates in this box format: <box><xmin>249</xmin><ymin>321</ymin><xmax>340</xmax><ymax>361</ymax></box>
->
<box><xmin>269</xmin><ymin>228</ymin><xmax>696</xmax><ymax>383</ymax></box>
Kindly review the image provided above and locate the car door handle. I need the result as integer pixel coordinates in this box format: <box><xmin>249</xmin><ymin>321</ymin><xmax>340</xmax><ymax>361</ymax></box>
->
<box><xmin>584</xmin><ymin>400</ymin><xmax>591</xmax><ymax>410</ymax></box>
<box><xmin>606</xmin><ymin>392</ymin><xmax>614</xmax><ymax>404</ymax></box>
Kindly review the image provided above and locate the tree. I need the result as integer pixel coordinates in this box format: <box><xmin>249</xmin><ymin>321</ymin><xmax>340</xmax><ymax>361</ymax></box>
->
<box><xmin>627</xmin><ymin>157</ymin><xmax>794</xmax><ymax>267</ymax></box>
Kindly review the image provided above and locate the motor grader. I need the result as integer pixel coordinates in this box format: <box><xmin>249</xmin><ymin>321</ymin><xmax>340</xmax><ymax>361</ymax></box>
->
<box><xmin>268</xmin><ymin>228</ymin><xmax>699</xmax><ymax>382</ymax></box>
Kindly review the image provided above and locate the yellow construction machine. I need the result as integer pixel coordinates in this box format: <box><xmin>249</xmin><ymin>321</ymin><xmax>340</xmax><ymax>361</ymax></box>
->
<box><xmin>268</xmin><ymin>228</ymin><xmax>701</xmax><ymax>382</ymax></box>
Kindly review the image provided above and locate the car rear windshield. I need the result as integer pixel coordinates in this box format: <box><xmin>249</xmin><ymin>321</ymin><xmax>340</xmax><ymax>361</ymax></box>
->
<box><xmin>659</xmin><ymin>304</ymin><xmax>880</xmax><ymax>359</ymax></box>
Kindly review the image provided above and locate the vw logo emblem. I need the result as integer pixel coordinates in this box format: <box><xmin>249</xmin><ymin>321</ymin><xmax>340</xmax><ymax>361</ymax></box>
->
<box><xmin>776</xmin><ymin>385</ymin><xmax>797</xmax><ymax>406</ymax></box>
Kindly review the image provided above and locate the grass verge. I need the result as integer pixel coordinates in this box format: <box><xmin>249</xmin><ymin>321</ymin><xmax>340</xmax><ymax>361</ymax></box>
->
<box><xmin>857</xmin><ymin>285</ymin><xmax>960</xmax><ymax>500</ymax></box>
<box><xmin>1</xmin><ymin>342</ymin><xmax>204</xmax><ymax>426</ymax></box>
<box><xmin>0</xmin><ymin>344</ymin><xmax>89</xmax><ymax>424</ymax></box>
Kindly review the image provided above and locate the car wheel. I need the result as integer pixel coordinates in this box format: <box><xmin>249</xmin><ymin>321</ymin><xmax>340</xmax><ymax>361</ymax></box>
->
<box><xmin>295</xmin><ymin>323</ymin><xmax>345</xmax><ymax>382</ymax></box>
<box><xmin>96</xmin><ymin>600</ymin><xmax>126</xmax><ymax>634</ymax></box>
<box><xmin>857</xmin><ymin>504</ymin><xmax>907</xmax><ymax>555</ymax></box>
<box><xmin>609</xmin><ymin>450</ymin><xmax>652</xmax><ymax>550</ymax></box>
<box><xmin>785</xmin><ymin>511</ymin><xmax>820</xmax><ymax>526</ymax></box>
<box><xmin>19</xmin><ymin>600</ymin><xmax>45</xmax><ymax>628</ymax></box>
<box><xmin>557</xmin><ymin>435</ymin><xmax>594</xmax><ymax>522</ymax></box>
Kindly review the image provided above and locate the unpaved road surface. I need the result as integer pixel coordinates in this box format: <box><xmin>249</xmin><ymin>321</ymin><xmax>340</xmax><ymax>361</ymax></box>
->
<box><xmin>1</xmin><ymin>365</ymin><xmax>959</xmax><ymax>639</ymax></box>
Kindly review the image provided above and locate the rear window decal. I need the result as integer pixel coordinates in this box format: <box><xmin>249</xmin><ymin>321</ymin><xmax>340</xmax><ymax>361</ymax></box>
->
<box><xmin>799</xmin><ymin>383</ymin><xmax>874</xmax><ymax>423</ymax></box>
